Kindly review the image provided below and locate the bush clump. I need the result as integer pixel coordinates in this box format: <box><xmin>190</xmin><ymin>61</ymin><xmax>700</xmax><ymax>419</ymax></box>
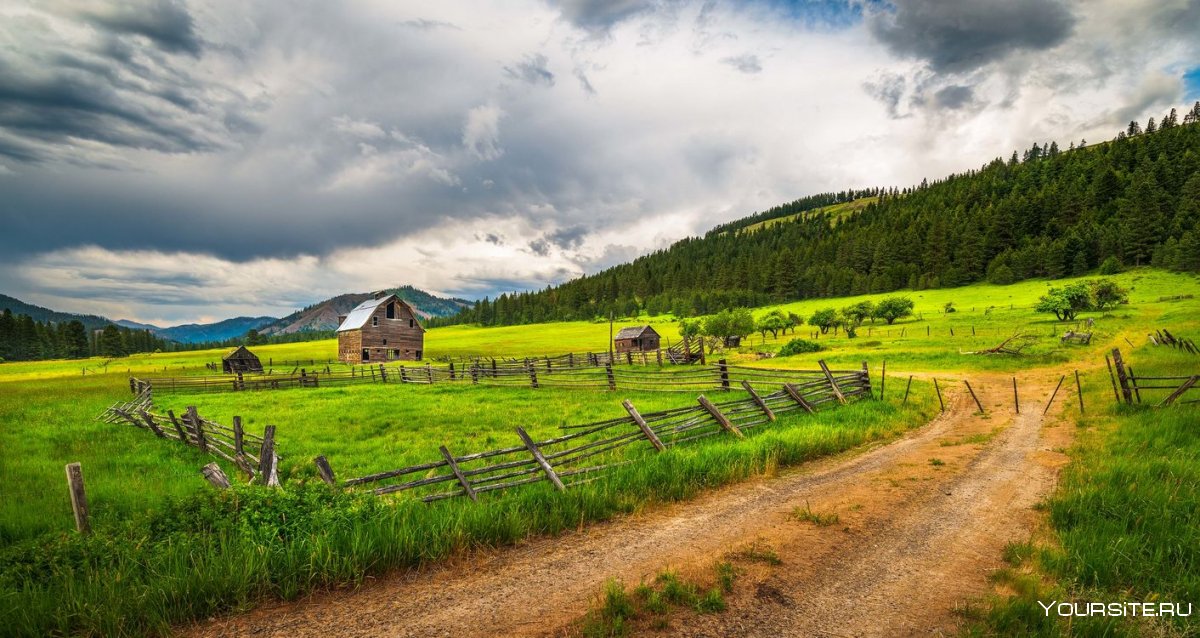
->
<box><xmin>777</xmin><ymin>338</ymin><xmax>824</xmax><ymax>357</ymax></box>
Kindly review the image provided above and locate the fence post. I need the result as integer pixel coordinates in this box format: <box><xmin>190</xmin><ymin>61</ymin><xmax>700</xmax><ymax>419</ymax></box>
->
<box><xmin>717</xmin><ymin>359</ymin><xmax>730</xmax><ymax>390</ymax></box>
<box><xmin>515</xmin><ymin>427</ymin><xmax>565</xmax><ymax>491</ymax></box>
<box><xmin>741</xmin><ymin>380</ymin><xmax>775</xmax><ymax>421</ymax></box>
<box><xmin>1111</xmin><ymin>348</ymin><xmax>1133</xmax><ymax>404</ymax></box>
<box><xmin>964</xmin><ymin>380</ymin><xmax>984</xmax><ymax>414</ymax></box>
<box><xmin>528</xmin><ymin>360</ymin><xmax>539</xmax><ymax>389</ymax></box>
<box><xmin>934</xmin><ymin>378</ymin><xmax>944</xmax><ymax>412</ymax></box>
<box><xmin>783</xmin><ymin>383</ymin><xmax>816</xmax><ymax>413</ymax></box>
<box><xmin>1104</xmin><ymin>353</ymin><xmax>1121</xmax><ymax>404</ymax></box>
<box><xmin>449</xmin><ymin>362</ymin><xmax>456</xmax><ymax>380</ymax></box>
<box><xmin>605</xmin><ymin>361</ymin><xmax>616</xmax><ymax>391</ymax></box>
<box><xmin>379</xmin><ymin>363</ymin><xmax>388</xmax><ymax>383</ymax></box>
<box><xmin>622</xmin><ymin>400</ymin><xmax>666</xmax><ymax>451</ymax></box>
<box><xmin>698</xmin><ymin>395</ymin><xmax>744</xmax><ymax>438</ymax></box>
<box><xmin>470</xmin><ymin>364</ymin><xmax>479</xmax><ymax>384</ymax></box>
<box><xmin>1127</xmin><ymin>365</ymin><xmax>1142</xmax><ymax>404</ymax></box>
<box><xmin>259</xmin><ymin>425</ymin><xmax>278</xmax><ymax>487</ymax></box>
<box><xmin>201</xmin><ymin>462</ymin><xmax>231</xmax><ymax>489</ymax></box>
<box><xmin>657</xmin><ymin>349</ymin><xmax>663</xmax><ymax>366</ymax></box>
<box><xmin>1074</xmin><ymin>370</ymin><xmax>1084</xmax><ymax>413</ymax></box>
<box><xmin>861</xmin><ymin>361</ymin><xmax>873</xmax><ymax>399</ymax></box>
<box><xmin>1159</xmin><ymin>376</ymin><xmax>1199</xmax><ymax>406</ymax></box>
<box><xmin>903</xmin><ymin>375</ymin><xmax>913</xmax><ymax>404</ymax></box>
<box><xmin>1012</xmin><ymin>377</ymin><xmax>1020</xmax><ymax>414</ymax></box>
<box><xmin>233</xmin><ymin>416</ymin><xmax>244</xmax><ymax>455</ymax></box>
<box><xmin>879</xmin><ymin>360</ymin><xmax>886</xmax><ymax>400</ymax></box>
<box><xmin>65</xmin><ymin>462</ymin><xmax>90</xmax><ymax>534</ymax></box>
<box><xmin>312</xmin><ymin>455</ymin><xmax>337</xmax><ymax>486</ymax></box>
<box><xmin>817</xmin><ymin>360</ymin><xmax>847</xmax><ymax>404</ymax></box>
<box><xmin>186</xmin><ymin>406</ymin><xmax>209</xmax><ymax>453</ymax></box>
<box><xmin>1044</xmin><ymin>375</ymin><xmax>1066</xmax><ymax>415</ymax></box>
<box><xmin>167</xmin><ymin>409</ymin><xmax>188</xmax><ymax>443</ymax></box>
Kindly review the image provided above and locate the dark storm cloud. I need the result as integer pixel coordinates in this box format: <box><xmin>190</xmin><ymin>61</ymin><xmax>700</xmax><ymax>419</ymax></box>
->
<box><xmin>867</xmin><ymin>0</ymin><xmax>1075</xmax><ymax>74</ymax></box>
<box><xmin>863</xmin><ymin>71</ymin><xmax>907</xmax><ymax>118</ymax></box>
<box><xmin>547</xmin><ymin>0</ymin><xmax>658</xmax><ymax>32</ymax></box>
<box><xmin>933</xmin><ymin>84</ymin><xmax>973</xmax><ymax>110</ymax></box>
<box><xmin>548</xmin><ymin>225</ymin><xmax>587</xmax><ymax>250</ymax></box>
<box><xmin>527</xmin><ymin>238</ymin><xmax>551</xmax><ymax>256</ymax></box>
<box><xmin>504</xmin><ymin>54</ymin><xmax>556</xmax><ymax>86</ymax></box>
<box><xmin>76</xmin><ymin>0</ymin><xmax>203</xmax><ymax>57</ymax></box>
<box><xmin>721</xmin><ymin>54</ymin><xmax>762</xmax><ymax>74</ymax></box>
<box><xmin>0</xmin><ymin>1</ymin><xmax>258</xmax><ymax>164</ymax></box>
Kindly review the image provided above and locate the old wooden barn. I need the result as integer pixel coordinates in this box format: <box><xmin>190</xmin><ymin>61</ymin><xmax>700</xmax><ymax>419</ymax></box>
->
<box><xmin>614</xmin><ymin>325</ymin><xmax>661</xmax><ymax>352</ymax></box>
<box><xmin>336</xmin><ymin>293</ymin><xmax>425</xmax><ymax>364</ymax></box>
<box><xmin>222</xmin><ymin>346</ymin><xmax>263</xmax><ymax>374</ymax></box>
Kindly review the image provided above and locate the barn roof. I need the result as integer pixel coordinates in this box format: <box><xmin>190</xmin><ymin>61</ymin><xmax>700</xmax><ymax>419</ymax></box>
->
<box><xmin>223</xmin><ymin>345</ymin><xmax>258</xmax><ymax>360</ymax></box>
<box><xmin>614</xmin><ymin>325</ymin><xmax>657</xmax><ymax>340</ymax></box>
<box><xmin>336</xmin><ymin>294</ymin><xmax>424</xmax><ymax>332</ymax></box>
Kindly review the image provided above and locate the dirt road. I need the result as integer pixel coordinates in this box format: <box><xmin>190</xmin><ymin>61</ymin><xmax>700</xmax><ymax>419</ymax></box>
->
<box><xmin>185</xmin><ymin>372</ymin><xmax>1075</xmax><ymax>638</ymax></box>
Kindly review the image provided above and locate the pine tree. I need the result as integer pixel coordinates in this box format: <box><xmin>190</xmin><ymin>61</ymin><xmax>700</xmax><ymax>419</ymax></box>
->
<box><xmin>99</xmin><ymin>325</ymin><xmax>124</xmax><ymax>357</ymax></box>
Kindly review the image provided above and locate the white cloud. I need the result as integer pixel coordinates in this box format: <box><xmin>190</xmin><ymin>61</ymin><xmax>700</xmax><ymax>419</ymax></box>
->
<box><xmin>462</xmin><ymin>104</ymin><xmax>505</xmax><ymax>161</ymax></box>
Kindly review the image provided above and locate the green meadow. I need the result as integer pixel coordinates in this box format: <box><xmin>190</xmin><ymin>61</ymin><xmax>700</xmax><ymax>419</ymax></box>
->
<box><xmin>0</xmin><ymin>268</ymin><xmax>1198</xmax><ymax>636</ymax></box>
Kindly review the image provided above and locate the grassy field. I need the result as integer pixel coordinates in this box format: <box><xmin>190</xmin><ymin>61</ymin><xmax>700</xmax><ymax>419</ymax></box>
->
<box><xmin>735</xmin><ymin>196</ymin><xmax>880</xmax><ymax>234</ymax></box>
<box><xmin>0</xmin><ymin>268</ymin><xmax>1197</xmax><ymax>636</ymax></box>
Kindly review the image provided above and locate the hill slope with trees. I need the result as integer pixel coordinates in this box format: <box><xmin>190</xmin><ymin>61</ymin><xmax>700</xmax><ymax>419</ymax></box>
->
<box><xmin>433</xmin><ymin>103</ymin><xmax>1200</xmax><ymax>328</ymax></box>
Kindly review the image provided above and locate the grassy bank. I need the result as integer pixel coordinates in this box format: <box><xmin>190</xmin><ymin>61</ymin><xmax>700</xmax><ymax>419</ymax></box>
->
<box><xmin>968</xmin><ymin>347</ymin><xmax>1200</xmax><ymax>636</ymax></box>
<box><xmin>0</xmin><ymin>392</ymin><xmax>933</xmax><ymax>637</ymax></box>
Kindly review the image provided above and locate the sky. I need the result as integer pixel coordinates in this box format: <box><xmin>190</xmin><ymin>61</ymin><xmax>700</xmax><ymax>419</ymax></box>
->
<box><xmin>1</xmin><ymin>0</ymin><xmax>1198</xmax><ymax>325</ymax></box>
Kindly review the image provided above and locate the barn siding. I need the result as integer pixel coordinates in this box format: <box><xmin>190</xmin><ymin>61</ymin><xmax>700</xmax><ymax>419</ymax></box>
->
<box><xmin>337</xmin><ymin>297</ymin><xmax>424</xmax><ymax>364</ymax></box>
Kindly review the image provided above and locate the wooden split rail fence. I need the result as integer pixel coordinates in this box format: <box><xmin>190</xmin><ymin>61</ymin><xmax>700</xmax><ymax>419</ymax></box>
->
<box><xmin>133</xmin><ymin>358</ymin><xmax>852</xmax><ymax>396</ymax></box>
<box><xmin>97</xmin><ymin>388</ymin><xmax>280</xmax><ymax>484</ymax></box>
<box><xmin>331</xmin><ymin>362</ymin><xmax>871</xmax><ymax>502</ymax></box>
<box><xmin>1147</xmin><ymin>328</ymin><xmax>1199</xmax><ymax>355</ymax></box>
<box><xmin>1107</xmin><ymin>348</ymin><xmax>1199</xmax><ymax>407</ymax></box>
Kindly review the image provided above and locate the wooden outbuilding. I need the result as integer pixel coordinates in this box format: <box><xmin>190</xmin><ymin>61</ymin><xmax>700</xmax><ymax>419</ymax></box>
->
<box><xmin>614</xmin><ymin>325</ymin><xmax>660</xmax><ymax>352</ymax></box>
<box><xmin>336</xmin><ymin>292</ymin><xmax>425</xmax><ymax>364</ymax></box>
<box><xmin>222</xmin><ymin>346</ymin><xmax>263</xmax><ymax>374</ymax></box>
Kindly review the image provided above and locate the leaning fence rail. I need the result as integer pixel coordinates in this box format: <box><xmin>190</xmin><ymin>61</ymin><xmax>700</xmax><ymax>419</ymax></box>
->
<box><xmin>1106</xmin><ymin>348</ymin><xmax>1199</xmax><ymax>407</ymax></box>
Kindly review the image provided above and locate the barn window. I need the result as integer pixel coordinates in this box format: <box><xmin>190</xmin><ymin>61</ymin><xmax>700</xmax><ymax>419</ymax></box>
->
<box><xmin>393</xmin><ymin>349</ymin><xmax>400</xmax><ymax>357</ymax></box>
<box><xmin>383</xmin><ymin>339</ymin><xmax>387</xmax><ymax>345</ymax></box>
<box><xmin>416</xmin><ymin>350</ymin><xmax>422</xmax><ymax>360</ymax></box>
<box><xmin>372</xmin><ymin>316</ymin><xmax>378</xmax><ymax>327</ymax></box>
<box><xmin>409</xmin><ymin>318</ymin><xmax>414</xmax><ymax>328</ymax></box>
<box><xmin>361</xmin><ymin>348</ymin><xmax>370</xmax><ymax>361</ymax></box>
<box><xmin>386</xmin><ymin>302</ymin><xmax>395</xmax><ymax>319</ymax></box>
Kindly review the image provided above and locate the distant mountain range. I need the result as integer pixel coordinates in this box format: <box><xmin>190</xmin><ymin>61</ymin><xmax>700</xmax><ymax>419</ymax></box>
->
<box><xmin>1</xmin><ymin>285</ymin><xmax>473</xmax><ymax>344</ymax></box>
<box><xmin>260</xmin><ymin>286</ymin><xmax>472</xmax><ymax>336</ymax></box>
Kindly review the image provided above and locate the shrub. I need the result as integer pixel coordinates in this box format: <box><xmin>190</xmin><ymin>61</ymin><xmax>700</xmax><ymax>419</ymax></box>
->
<box><xmin>1098</xmin><ymin>256</ymin><xmax>1123</xmax><ymax>275</ymax></box>
<box><xmin>777</xmin><ymin>339</ymin><xmax>824</xmax><ymax>357</ymax></box>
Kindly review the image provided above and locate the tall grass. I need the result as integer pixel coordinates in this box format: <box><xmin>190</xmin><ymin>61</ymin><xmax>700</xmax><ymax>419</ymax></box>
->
<box><xmin>969</xmin><ymin>348</ymin><xmax>1200</xmax><ymax>636</ymax></box>
<box><xmin>0</xmin><ymin>396</ymin><xmax>931</xmax><ymax>637</ymax></box>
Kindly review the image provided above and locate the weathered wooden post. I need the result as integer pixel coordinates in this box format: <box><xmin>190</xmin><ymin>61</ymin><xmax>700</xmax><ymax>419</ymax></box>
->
<box><xmin>515</xmin><ymin>427</ymin><xmax>564</xmax><ymax>491</ymax></box>
<box><xmin>314</xmin><ymin>455</ymin><xmax>336</xmax><ymax>486</ymax></box>
<box><xmin>717</xmin><ymin>359</ymin><xmax>730</xmax><ymax>390</ymax></box>
<box><xmin>167</xmin><ymin>409</ymin><xmax>188</xmax><ymax>443</ymax></box>
<box><xmin>623</xmin><ymin>400</ymin><xmax>666</xmax><ymax>451</ymax></box>
<box><xmin>426</xmin><ymin>363</ymin><xmax>433</xmax><ymax>384</ymax></box>
<box><xmin>934</xmin><ymin>378</ymin><xmax>944</xmax><ymax>412</ymax></box>
<box><xmin>605</xmin><ymin>361</ymin><xmax>616</xmax><ymax>390</ymax></box>
<box><xmin>656</xmin><ymin>348</ymin><xmax>663</xmax><ymax>366</ymax></box>
<box><xmin>379</xmin><ymin>363</ymin><xmax>388</xmax><ymax>383</ymax></box>
<box><xmin>698</xmin><ymin>395</ymin><xmax>744</xmax><ymax>438</ymax></box>
<box><xmin>259</xmin><ymin>425</ymin><xmax>278</xmax><ymax>487</ymax></box>
<box><xmin>964</xmin><ymin>380</ymin><xmax>984</xmax><ymax>414</ymax></box>
<box><xmin>470</xmin><ymin>363</ymin><xmax>479</xmax><ymax>384</ymax></box>
<box><xmin>232</xmin><ymin>416</ymin><xmax>245</xmax><ymax>456</ymax></box>
<box><xmin>741</xmin><ymin>380</ymin><xmax>775</xmax><ymax>421</ymax></box>
<box><xmin>1074</xmin><ymin>370</ymin><xmax>1084</xmax><ymax>414</ymax></box>
<box><xmin>1044</xmin><ymin>375</ymin><xmax>1066</xmax><ymax>415</ymax></box>
<box><xmin>201</xmin><ymin>462</ymin><xmax>231</xmax><ymax>489</ymax></box>
<box><xmin>65</xmin><ymin>462</ymin><xmax>90</xmax><ymax>534</ymax></box>
<box><xmin>880</xmin><ymin>360</ymin><xmax>886</xmax><ymax>400</ymax></box>
<box><xmin>1012</xmin><ymin>377</ymin><xmax>1020</xmax><ymax>414</ymax></box>
<box><xmin>528</xmin><ymin>360</ymin><xmax>539</xmax><ymax>389</ymax></box>
<box><xmin>186</xmin><ymin>406</ymin><xmax>208</xmax><ymax>453</ymax></box>
<box><xmin>1111</xmin><ymin>349</ymin><xmax>1133</xmax><ymax>404</ymax></box>
<box><xmin>817</xmin><ymin>360</ymin><xmax>846</xmax><ymax>404</ymax></box>
<box><xmin>449</xmin><ymin>362</ymin><xmax>456</xmax><ymax>380</ymax></box>
<box><xmin>903</xmin><ymin>375</ymin><xmax>914</xmax><ymax>404</ymax></box>
<box><xmin>783</xmin><ymin>383</ymin><xmax>816</xmax><ymax>413</ymax></box>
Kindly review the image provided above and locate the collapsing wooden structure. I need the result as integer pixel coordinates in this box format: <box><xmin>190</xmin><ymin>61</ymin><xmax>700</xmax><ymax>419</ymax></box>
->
<box><xmin>222</xmin><ymin>346</ymin><xmax>263</xmax><ymax>374</ymax></box>
<box><xmin>337</xmin><ymin>292</ymin><xmax>425</xmax><ymax>364</ymax></box>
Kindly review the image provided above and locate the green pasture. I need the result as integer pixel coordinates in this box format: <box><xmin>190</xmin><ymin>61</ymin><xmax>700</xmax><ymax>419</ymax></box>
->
<box><xmin>0</xmin><ymin>268</ymin><xmax>1198</xmax><ymax>636</ymax></box>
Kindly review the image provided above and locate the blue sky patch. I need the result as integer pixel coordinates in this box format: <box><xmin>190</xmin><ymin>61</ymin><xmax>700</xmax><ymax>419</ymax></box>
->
<box><xmin>1185</xmin><ymin>67</ymin><xmax>1200</xmax><ymax>100</ymax></box>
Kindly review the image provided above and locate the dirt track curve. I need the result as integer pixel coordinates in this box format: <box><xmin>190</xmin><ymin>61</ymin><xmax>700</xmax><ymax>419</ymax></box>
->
<box><xmin>185</xmin><ymin>371</ymin><xmax>1075</xmax><ymax>638</ymax></box>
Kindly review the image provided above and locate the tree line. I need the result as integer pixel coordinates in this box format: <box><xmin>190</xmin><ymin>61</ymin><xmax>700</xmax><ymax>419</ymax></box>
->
<box><xmin>430</xmin><ymin>102</ymin><xmax>1200</xmax><ymax>328</ymax></box>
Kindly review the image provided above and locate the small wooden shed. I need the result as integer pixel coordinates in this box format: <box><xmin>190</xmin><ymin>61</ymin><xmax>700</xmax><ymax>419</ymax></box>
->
<box><xmin>222</xmin><ymin>346</ymin><xmax>263</xmax><ymax>374</ymax></box>
<box><xmin>614</xmin><ymin>325</ymin><xmax>661</xmax><ymax>352</ymax></box>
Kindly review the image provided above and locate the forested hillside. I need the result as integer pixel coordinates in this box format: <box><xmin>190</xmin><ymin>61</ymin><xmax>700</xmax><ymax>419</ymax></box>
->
<box><xmin>434</xmin><ymin>103</ymin><xmax>1200</xmax><ymax>327</ymax></box>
